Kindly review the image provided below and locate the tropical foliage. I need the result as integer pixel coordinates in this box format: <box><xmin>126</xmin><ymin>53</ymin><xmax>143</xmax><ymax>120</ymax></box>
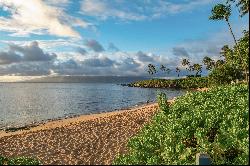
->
<box><xmin>127</xmin><ymin>77</ymin><xmax>209</xmax><ymax>89</ymax></box>
<box><xmin>180</xmin><ymin>59</ymin><xmax>203</xmax><ymax>77</ymax></box>
<box><xmin>115</xmin><ymin>1</ymin><xmax>249</xmax><ymax>165</ymax></box>
<box><xmin>208</xmin><ymin>63</ymin><xmax>244</xmax><ymax>85</ymax></box>
<box><xmin>203</xmin><ymin>56</ymin><xmax>215</xmax><ymax>71</ymax></box>
<box><xmin>114</xmin><ymin>84</ymin><xmax>249</xmax><ymax>165</ymax></box>
<box><xmin>207</xmin><ymin>30</ymin><xmax>249</xmax><ymax>84</ymax></box>
<box><xmin>192</xmin><ymin>64</ymin><xmax>203</xmax><ymax>76</ymax></box>
<box><xmin>182</xmin><ymin>59</ymin><xmax>191</xmax><ymax>72</ymax></box>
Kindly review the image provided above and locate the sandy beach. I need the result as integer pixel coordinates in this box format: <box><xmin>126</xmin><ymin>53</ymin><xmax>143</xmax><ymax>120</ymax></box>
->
<box><xmin>0</xmin><ymin>101</ymin><xmax>175</xmax><ymax>165</ymax></box>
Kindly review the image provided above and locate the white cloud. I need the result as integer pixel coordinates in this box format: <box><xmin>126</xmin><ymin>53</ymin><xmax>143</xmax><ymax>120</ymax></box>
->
<box><xmin>43</xmin><ymin>0</ymin><xmax>70</xmax><ymax>7</ymax></box>
<box><xmin>80</xmin><ymin>0</ymin><xmax>215</xmax><ymax>21</ymax></box>
<box><xmin>0</xmin><ymin>38</ymin><xmax>85</xmax><ymax>53</ymax></box>
<box><xmin>80</xmin><ymin>0</ymin><xmax>146</xmax><ymax>21</ymax></box>
<box><xmin>56</xmin><ymin>52</ymin><xmax>87</xmax><ymax>62</ymax></box>
<box><xmin>0</xmin><ymin>0</ymin><xmax>89</xmax><ymax>38</ymax></box>
<box><xmin>0</xmin><ymin>76</ymin><xmax>46</xmax><ymax>82</ymax></box>
<box><xmin>152</xmin><ymin>0</ymin><xmax>215</xmax><ymax>16</ymax></box>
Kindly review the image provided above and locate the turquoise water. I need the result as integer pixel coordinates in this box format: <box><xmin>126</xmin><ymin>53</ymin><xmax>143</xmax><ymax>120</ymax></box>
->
<box><xmin>0</xmin><ymin>83</ymin><xmax>185</xmax><ymax>129</ymax></box>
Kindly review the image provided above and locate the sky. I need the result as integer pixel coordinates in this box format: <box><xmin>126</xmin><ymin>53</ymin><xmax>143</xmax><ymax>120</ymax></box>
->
<box><xmin>0</xmin><ymin>0</ymin><xmax>249</xmax><ymax>81</ymax></box>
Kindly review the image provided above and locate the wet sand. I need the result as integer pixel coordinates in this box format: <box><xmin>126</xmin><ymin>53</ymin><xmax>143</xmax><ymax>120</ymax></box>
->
<box><xmin>0</xmin><ymin>101</ymin><xmax>174</xmax><ymax>165</ymax></box>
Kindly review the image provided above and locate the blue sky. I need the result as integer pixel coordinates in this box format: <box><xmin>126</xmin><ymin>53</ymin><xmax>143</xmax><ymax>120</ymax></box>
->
<box><xmin>0</xmin><ymin>0</ymin><xmax>249</xmax><ymax>80</ymax></box>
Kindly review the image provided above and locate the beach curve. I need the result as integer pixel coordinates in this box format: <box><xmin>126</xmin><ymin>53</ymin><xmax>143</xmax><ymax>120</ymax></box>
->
<box><xmin>0</xmin><ymin>101</ymin><xmax>176</xmax><ymax>165</ymax></box>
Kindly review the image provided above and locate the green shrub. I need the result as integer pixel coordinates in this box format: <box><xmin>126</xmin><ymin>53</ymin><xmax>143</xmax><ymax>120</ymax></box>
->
<box><xmin>208</xmin><ymin>63</ymin><xmax>244</xmax><ymax>85</ymax></box>
<box><xmin>114</xmin><ymin>84</ymin><xmax>249</xmax><ymax>165</ymax></box>
<box><xmin>0</xmin><ymin>156</ymin><xmax>8</xmax><ymax>165</ymax></box>
<box><xmin>0</xmin><ymin>156</ymin><xmax>40</xmax><ymax>165</ymax></box>
<box><xmin>157</xmin><ymin>92</ymin><xmax>170</xmax><ymax>114</ymax></box>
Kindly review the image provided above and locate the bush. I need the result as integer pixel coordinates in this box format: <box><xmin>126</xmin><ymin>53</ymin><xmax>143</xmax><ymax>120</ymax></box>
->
<box><xmin>208</xmin><ymin>63</ymin><xmax>244</xmax><ymax>85</ymax></box>
<box><xmin>157</xmin><ymin>93</ymin><xmax>170</xmax><ymax>114</ymax></box>
<box><xmin>114</xmin><ymin>84</ymin><xmax>249</xmax><ymax>165</ymax></box>
<box><xmin>0</xmin><ymin>156</ymin><xmax>41</xmax><ymax>165</ymax></box>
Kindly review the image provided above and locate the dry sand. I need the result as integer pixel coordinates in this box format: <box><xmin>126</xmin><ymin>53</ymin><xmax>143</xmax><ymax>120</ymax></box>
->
<box><xmin>0</xmin><ymin>101</ymin><xmax>176</xmax><ymax>165</ymax></box>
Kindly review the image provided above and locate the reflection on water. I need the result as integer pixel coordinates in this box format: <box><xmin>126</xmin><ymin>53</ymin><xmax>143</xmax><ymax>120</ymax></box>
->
<box><xmin>0</xmin><ymin>83</ymin><xmax>186</xmax><ymax>129</ymax></box>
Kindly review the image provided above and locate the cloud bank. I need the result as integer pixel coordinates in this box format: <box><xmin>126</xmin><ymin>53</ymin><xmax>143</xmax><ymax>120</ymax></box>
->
<box><xmin>0</xmin><ymin>41</ymin><xmax>181</xmax><ymax>77</ymax></box>
<box><xmin>0</xmin><ymin>0</ymin><xmax>89</xmax><ymax>38</ymax></box>
<box><xmin>85</xmin><ymin>40</ymin><xmax>105</xmax><ymax>52</ymax></box>
<box><xmin>0</xmin><ymin>41</ymin><xmax>56</xmax><ymax>65</ymax></box>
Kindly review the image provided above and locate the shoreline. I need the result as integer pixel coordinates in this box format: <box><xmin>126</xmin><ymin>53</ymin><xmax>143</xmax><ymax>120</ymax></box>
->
<box><xmin>0</xmin><ymin>101</ymin><xmax>155</xmax><ymax>132</ymax></box>
<box><xmin>0</xmin><ymin>99</ymin><xmax>176</xmax><ymax>137</ymax></box>
<box><xmin>0</xmin><ymin>100</ymin><xmax>176</xmax><ymax>138</ymax></box>
<box><xmin>0</xmin><ymin>84</ymin><xmax>206</xmax><ymax>137</ymax></box>
<box><xmin>0</xmin><ymin>100</ymin><xmax>170</xmax><ymax>165</ymax></box>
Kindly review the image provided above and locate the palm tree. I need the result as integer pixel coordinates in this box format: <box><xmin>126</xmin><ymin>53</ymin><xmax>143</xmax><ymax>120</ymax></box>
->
<box><xmin>175</xmin><ymin>67</ymin><xmax>180</xmax><ymax>77</ymax></box>
<box><xmin>181</xmin><ymin>59</ymin><xmax>192</xmax><ymax>71</ymax></box>
<box><xmin>192</xmin><ymin>64</ymin><xmax>202</xmax><ymax>76</ymax></box>
<box><xmin>220</xmin><ymin>45</ymin><xmax>233</xmax><ymax>62</ymax></box>
<box><xmin>160</xmin><ymin>65</ymin><xmax>166</xmax><ymax>71</ymax></box>
<box><xmin>160</xmin><ymin>65</ymin><xmax>171</xmax><ymax>75</ymax></box>
<box><xmin>203</xmin><ymin>56</ymin><xmax>215</xmax><ymax>71</ymax></box>
<box><xmin>227</xmin><ymin>0</ymin><xmax>249</xmax><ymax>16</ymax></box>
<box><xmin>166</xmin><ymin>68</ymin><xmax>171</xmax><ymax>75</ymax></box>
<box><xmin>237</xmin><ymin>30</ymin><xmax>249</xmax><ymax>82</ymax></box>
<box><xmin>181</xmin><ymin>59</ymin><xmax>190</xmax><ymax>67</ymax></box>
<box><xmin>181</xmin><ymin>59</ymin><xmax>192</xmax><ymax>77</ymax></box>
<box><xmin>209</xmin><ymin>4</ymin><xmax>238</xmax><ymax>46</ymax></box>
<box><xmin>147</xmin><ymin>64</ymin><xmax>157</xmax><ymax>75</ymax></box>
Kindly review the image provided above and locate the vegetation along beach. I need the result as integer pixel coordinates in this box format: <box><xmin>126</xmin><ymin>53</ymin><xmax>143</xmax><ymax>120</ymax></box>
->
<box><xmin>0</xmin><ymin>0</ymin><xmax>249</xmax><ymax>165</ymax></box>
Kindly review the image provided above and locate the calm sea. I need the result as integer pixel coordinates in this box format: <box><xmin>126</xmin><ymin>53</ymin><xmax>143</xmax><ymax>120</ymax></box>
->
<box><xmin>0</xmin><ymin>82</ymin><xmax>185</xmax><ymax>129</ymax></box>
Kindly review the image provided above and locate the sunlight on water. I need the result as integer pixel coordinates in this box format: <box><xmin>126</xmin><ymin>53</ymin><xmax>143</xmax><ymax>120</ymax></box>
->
<box><xmin>0</xmin><ymin>83</ymin><xmax>185</xmax><ymax>129</ymax></box>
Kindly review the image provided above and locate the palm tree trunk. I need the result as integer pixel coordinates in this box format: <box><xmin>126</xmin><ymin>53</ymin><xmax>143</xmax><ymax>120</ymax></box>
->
<box><xmin>226</xmin><ymin>20</ymin><xmax>238</xmax><ymax>46</ymax></box>
<box><xmin>226</xmin><ymin>20</ymin><xmax>243</xmax><ymax>67</ymax></box>
<box><xmin>245</xmin><ymin>67</ymin><xmax>249</xmax><ymax>83</ymax></box>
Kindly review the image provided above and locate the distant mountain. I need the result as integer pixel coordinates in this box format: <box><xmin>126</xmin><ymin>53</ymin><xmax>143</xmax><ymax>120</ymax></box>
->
<box><xmin>25</xmin><ymin>75</ymin><xmax>151</xmax><ymax>83</ymax></box>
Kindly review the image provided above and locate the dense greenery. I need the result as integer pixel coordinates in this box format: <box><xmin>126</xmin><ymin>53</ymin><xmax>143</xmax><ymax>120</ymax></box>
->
<box><xmin>114</xmin><ymin>84</ymin><xmax>249</xmax><ymax>165</ymax></box>
<box><xmin>116</xmin><ymin>1</ymin><xmax>249</xmax><ymax>165</ymax></box>
<box><xmin>208</xmin><ymin>63</ymin><xmax>244</xmax><ymax>85</ymax></box>
<box><xmin>0</xmin><ymin>156</ymin><xmax>40</xmax><ymax>165</ymax></box>
<box><xmin>207</xmin><ymin>30</ymin><xmax>249</xmax><ymax>84</ymax></box>
<box><xmin>127</xmin><ymin>77</ymin><xmax>209</xmax><ymax>89</ymax></box>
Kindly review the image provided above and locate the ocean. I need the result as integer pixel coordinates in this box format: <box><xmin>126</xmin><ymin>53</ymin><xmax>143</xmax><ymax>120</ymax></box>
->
<box><xmin>0</xmin><ymin>80</ymin><xmax>186</xmax><ymax>130</ymax></box>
